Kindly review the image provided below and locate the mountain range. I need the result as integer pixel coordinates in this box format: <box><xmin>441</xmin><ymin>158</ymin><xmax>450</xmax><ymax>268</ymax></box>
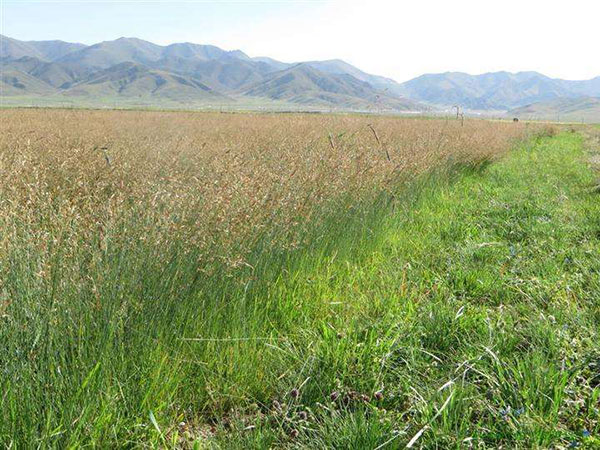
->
<box><xmin>0</xmin><ymin>35</ymin><xmax>420</xmax><ymax>111</ymax></box>
<box><xmin>1</xmin><ymin>34</ymin><xmax>599</xmax><ymax>114</ymax></box>
<box><xmin>398</xmin><ymin>71</ymin><xmax>600</xmax><ymax>111</ymax></box>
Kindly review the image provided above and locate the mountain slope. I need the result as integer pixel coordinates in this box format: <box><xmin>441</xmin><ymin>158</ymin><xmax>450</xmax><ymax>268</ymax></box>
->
<box><xmin>1</xmin><ymin>68</ymin><xmax>56</xmax><ymax>95</ymax></box>
<box><xmin>57</xmin><ymin>37</ymin><xmax>254</xmax><ymax>72</ymax></box>
<box><xmin>26</xmin><ymin>39</ymin><xmax>87</xmax><ymax>61</ymax></box>
<box><xmin>56</xmin><ymin>37</ymin><xmax>164</xmax><ymax>70</ymax></box>
<box><xmin>1</xmin><ymin>35</ymin><xmax>45</xmax><ymax>60</ymax></box>
<box><xmin>560</xmin><ymin>77</ymin><xmax>600</xmax><ymax>97</ymax></box>
<box><xmin>1</xmin><ymin>56</ymin><xmax>90</xmax><ymax>88</ymax></box>
<box><xmin>0</xmin><ymin>35</ymin><xmax>86</xmax><ymax>61</ymax></box>
<box><xmin>243</xmin><ymin>64</ymin><xmax>423</xmax><ymax>110</ymax></box>
<box><xmin>251</xmin><ymin>56</ymin><xmax>291</xmax><ymax>72</ymax></box>
<box><xmin>1</xmin><ymin>35</ymin><xmax>427</xmax><ymax>110</ymax></box>
<box><xmin>65</xmin><ymin>61</ymin><xmax>228</xmax><ymax>101</ymax></box>
<box><xmin>396</xmin><ymin>71</ymin><xmax>600</xmax><ymax>110</ymax></box>
<box><xmin>304</xmin><ymin>59</ymin><xmax>402</xmax><ymax>94</ymax></box>
<box><xmin>162</xmin><ymin>42</ymin><xmax>250</xmax><ymax>62</ymax></box>
<box><xmin>147</xmin><ymin>56</ymin><xmax>273</xmax><ymax>91</ymax></box>
<box><xmin>53</xmin><ymin>37</ymin><xmax>273</xmax><ymax>92</ymax></box>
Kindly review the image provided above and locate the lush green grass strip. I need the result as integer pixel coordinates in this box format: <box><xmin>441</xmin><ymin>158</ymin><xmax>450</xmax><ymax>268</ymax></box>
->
<box><xmin>214</xmin><ymin>132</ymin><xmax>600</xmax><ymax>449</ymax></box>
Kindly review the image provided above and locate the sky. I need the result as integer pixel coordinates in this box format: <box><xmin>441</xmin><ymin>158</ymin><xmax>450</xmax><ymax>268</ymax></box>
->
<box><xmin>1</xmin><ymin>0</ymin><xmax>598</xmax><ymax>83</ymax></box>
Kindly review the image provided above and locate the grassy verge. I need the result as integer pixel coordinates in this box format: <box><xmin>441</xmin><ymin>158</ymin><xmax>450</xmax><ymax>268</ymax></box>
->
<box><xmin>2</xmin><ymin>132</ymin><xmax>599</xmax><ymax>448</ymax></box>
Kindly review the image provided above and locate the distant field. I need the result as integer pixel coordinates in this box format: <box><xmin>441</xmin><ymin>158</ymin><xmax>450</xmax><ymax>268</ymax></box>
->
<box><xmin>4</xmin><ymin>111</ymin><xmax>600</xmax><ymax>448</ymax></box>
<box><xmin>0</xmin><ymin>96</ymin><xmax>432</xmax><ymax>117</ymax></box>
<box><xmin>0</xmin><ymin>94</ymin><xmax>307</xmax><ymax>112</ymax></box>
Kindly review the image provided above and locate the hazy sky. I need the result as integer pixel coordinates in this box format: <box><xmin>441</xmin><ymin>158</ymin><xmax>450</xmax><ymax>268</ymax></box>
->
<box><xmin>2</xmin><ymin>0</ymin><xmax>598</xmax><ymax>82</ymax></box>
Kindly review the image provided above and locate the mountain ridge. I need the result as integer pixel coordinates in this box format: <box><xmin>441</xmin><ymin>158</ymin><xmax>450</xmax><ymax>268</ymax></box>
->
<box><xmin>242</xmin><ymin>63</ymin><xmax>422</xmax><ymax>110</ymax></box>
<box><xmin>398</xmin><ymin>71</ymin><xmax>600</xmax><ymax>110</ymax></box>
<box><xmin>2</xmin><ymin>35</ymin><xmax>599</xmax><ymax>112</ymax></box>
<box><xmin>1</xmin><ymin>35</ymin><xmax>421</xmax><ymax>110</ymax></box>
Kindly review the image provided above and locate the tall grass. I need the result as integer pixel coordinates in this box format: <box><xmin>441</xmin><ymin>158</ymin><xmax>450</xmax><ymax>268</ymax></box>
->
<box><xmin>0</xmin><ymin>110</ymin><xmax>532</xmax><ymax>446</ymax></box>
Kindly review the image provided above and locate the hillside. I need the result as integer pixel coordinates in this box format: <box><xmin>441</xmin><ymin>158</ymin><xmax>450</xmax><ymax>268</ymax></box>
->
<box><xmin>0</xmin><ymin>34</ymin><xmax>85</xmax><ymax>60</ymax></box>
<box><xmin>1</xmin><ymin>67</ymin><xmax>56</xmax><ymax>95</ymax></box>
<box><xmin>396</xmin><ymin>71</ymin><xmax>600</xmax><ymax>110</ymax></box>
<box><xmin>397</xmin><ymin>71</ymin><xmax>571</xmax><ymax>110</ymax></box>
<box><xmin>147</xmin><ymin>56</ymin><xmax>273</xmax><ymax>91</ymax></box>
<box><xmin>63</xmin><ymin>62</ymin><xmax>228</xmax><ymax>102</ymax></box>
<box><xmin>162</xmin><ymin>42</ymin><xmax>252</xmax><ymax>63</ymax></box>
<box><xmin>0</xmin><ymin>35</ymin><xmax>416</xmax><ymax>111</ymax></box>
<box><xmin>1</xmin><ymin>56</ymin><xmax>91</xmax><ymax>88</ymax></box>
<box><xmin>243</xmin><ymin>63</ymin><xmax>423</xmax><ymax>110</ymax></box>
<box><xmin>56</xmin><ymin>37</ymin><xmax>164</xmax><ymax>70</ymax></box>
<box><xmin>251</xmin><ymin>56</ymin><xmax>291</xmax><ymax>72</ymax></box>
<box><xmin>509</xmin><ymin>96</ymin><xmax>600</xmax><ymax>122</ymax></box>
<box><xmin>303</xmin><ymin>59</ymin><xmax>402</xmax><ymax>93</ymax></box>
<box><xmin>3</xmin><ymin>34</ymin><xmax>599</xmax><ymax>112</ymax></box>
<box><xmin>559</xmin><ymin>77</ymin><xmax>600</xmax><ymax>97</ymax></box>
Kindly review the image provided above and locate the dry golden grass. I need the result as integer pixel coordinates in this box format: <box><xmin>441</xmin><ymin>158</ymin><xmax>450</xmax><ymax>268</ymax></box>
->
<box><xmin>0</xmin><ymin>109</ymin><xmax>531</xmax><ymax>266</ymax></box>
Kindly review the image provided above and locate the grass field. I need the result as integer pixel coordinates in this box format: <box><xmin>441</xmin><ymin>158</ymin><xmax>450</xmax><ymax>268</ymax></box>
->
<box><xmin>1</xmin><ymin>110</ymin><xmax>598</xmax><ymax>448</ymax></box>
<box><xmin>0</xmin><ymin>95</ymin><xmax>311</xmax><ymax>113</ymax></box>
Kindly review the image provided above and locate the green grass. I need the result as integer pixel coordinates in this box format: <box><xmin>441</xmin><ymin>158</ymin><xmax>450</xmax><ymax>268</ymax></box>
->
<box><xmin>2</xmin><ymin>132</ymin><xmax>600</xmax><ymax>448</ymax></box>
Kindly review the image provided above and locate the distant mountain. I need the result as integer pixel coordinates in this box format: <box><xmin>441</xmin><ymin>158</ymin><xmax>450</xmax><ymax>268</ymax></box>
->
<box><xmin>56</xmin><ymin>37</ymin><xmax>164</xmax><ymax>70</ymax></box>
<box><xmin>1</xmin><ymin>56</ymin><xmax>90</xmax><ymax>88</ymax></box>
<box><xmin>1</xmin><ymin>67</ymin><xmax>56</xmax><ymax>95</ymax></box>
<box><xmin>162</xmin><ymin>42</ymin><xmax>251</xmax><ymax>62</ymax></box>
<box><xmin>5</xmin><ymin>35</ymin><xmax>597</xmax><ymax>113</ymax></box>
<box><xmin>244</xmin><ymin>63</ymin><xmax>421</xmax><ymax>110</ymax></box>
<box><xmin>396</xmin><ymin>71</ymin><xmax>600</xmax><ymax>110</ymax></box>
<box><xmin>0</xmin><ymin>34</ymin><xmax>85</xmax><ymax>60</ymax></box>
<box><xmin>0</xmin><ymin>35</ymin><xmax>422</xmax><ymax>111</ymax></box>
<box><xmin>64</xmin><ymin>61</ymin><xmax>228</xmax><ymax>102</ymax></box>
<box><xmin>1</xmin><ymin>35</ymin><xmax>41</xmax><ymax>60</ymax></box>
<box><xmin>304</xmin><ymin>59</ymin><xmax>403</xmax><ymax>94</ymax></box>
<box><xmin>251</xmin><ymin>58</ymin><xmax>404</xmax><ymax>95</ymax></box>
<box><xmin>147</xmin><ymin>56</ymin><xmax>274</xmax><ymax>91</ymax></box>
<box><xmin>559</xmin><ymin>77</ymin><xmax>600</xmax><ymax>97</ymax></box>
<box><xmin>56</xmin><ymin>38</ymin><xmax>255</xmax><ymax>70</ymax></box>
<box><xmin>26</xmin><ymin>39</ymin><xmax>88</xmax><ymax>61</ymax></box>
<box><xmin>251</xmin><ymin>57</ymin><xmax>291</xmax><ymax>72</ymax></box>
<box><xmin>509</xmin><ymin>96</ymin><xmax>600</xmax><ymax>123</ymax></box>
